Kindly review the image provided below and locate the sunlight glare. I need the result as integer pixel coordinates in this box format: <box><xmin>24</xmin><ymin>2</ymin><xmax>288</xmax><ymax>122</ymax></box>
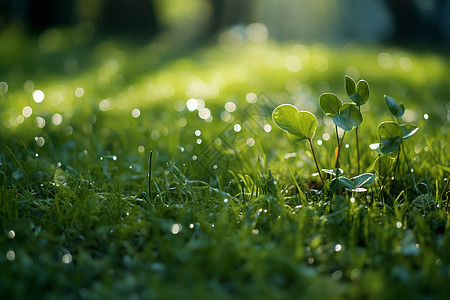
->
<box><xmin>33</xmin><ymin>90</ymin><xmax>45</xmax><ymax>103</ymax></box>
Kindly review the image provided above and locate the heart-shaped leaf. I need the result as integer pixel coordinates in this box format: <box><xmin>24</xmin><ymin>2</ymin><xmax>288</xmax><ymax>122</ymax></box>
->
<box><xmin>401</xmin><ymin>124</ymin><xmax>419</xmax><ymax>140</ymax></box>
<box><xmin>374</xmin><ymin>155</ymin><xmax>395</xmax><ymax>177</ymax></box>
<box><xmin>320</xmin><ymin>93</ymin><xmax>342</xmax><ymax>117</ymax></box>
<box><xmin>377</xmin><ymin>121</ymin><xmax>403</xmax><ymax>154</ymax></box>
<box><xmin>332</xmin><ymin>103</ymin><xmax>363</xmax><ymax>131</ymax></box>
<box><xmin>384</xmin><ymin>95</ymin><xmax>405</xmax><ymax>117</ymax></box>
<box><xmin>272</xmin><ymin>104</ymin><xmax>317</xmax><ymax>141</ymax></box>
<box><xmin>330</xmin><ymin>173</ymin><xmax>374</xmax><ymax>192</ymax></box>
<box><xmin>345</xmin><ymin>75</ymin><xmax>370</xmax><ymax>106</ymax></box>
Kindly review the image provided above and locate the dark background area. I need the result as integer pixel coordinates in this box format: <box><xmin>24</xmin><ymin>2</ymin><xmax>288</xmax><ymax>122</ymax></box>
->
<box><xmin>1</xmin><ymin>0</ymin><xmax>450</xmax><ymax>45</ymax></box>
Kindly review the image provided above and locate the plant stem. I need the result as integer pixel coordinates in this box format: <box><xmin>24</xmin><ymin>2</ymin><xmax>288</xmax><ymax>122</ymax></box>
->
<box><xmin>355</xmin><ymin>126</ymin><xmax>360</xmax><ymax>174</ymax></box>
<box><xmin>335</xmin><ymin>126</ymin><xmax>340</xmax><ymax>171</ymax></box>
<box><xmin>393</xmin><ymin>143</ymin><xmax>402</xmax><ymax>180</ymax></box>
<box><xmin>147</xmin><ymin>150</ymin><xmax>153</xmax><ymax>204</ymax></box>
<box><xmin>308</xmin><ymin>139</ymin><xmax>324</xmax><ymax>185</ymax></box>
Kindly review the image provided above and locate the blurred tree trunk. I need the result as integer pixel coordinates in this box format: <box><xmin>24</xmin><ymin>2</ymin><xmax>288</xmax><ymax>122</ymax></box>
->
<box><xmin>3</xmin><ymin>0</ymin><xmax>160</xmax><ymax>38</ymax></box>
<box><xmin>206</xmin><ymin>0</ymin><xmax>252</xmax><ymax>36</ymax></box>
<box><xmin>383</xmin><ymin>0</ymin><xmax>445</xmax><ymax>43</ymax></box>
<box><xmin>100</xmin><ymin>0</ymin><xmax>159</xmax><ymax>37</ymax></box>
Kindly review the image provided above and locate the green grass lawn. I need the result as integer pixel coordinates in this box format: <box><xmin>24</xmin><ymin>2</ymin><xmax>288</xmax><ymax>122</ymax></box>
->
<box><xmin>0</xmin><ymin>29</ymin><xmax>449</xmax><ymax>299</ymax></box>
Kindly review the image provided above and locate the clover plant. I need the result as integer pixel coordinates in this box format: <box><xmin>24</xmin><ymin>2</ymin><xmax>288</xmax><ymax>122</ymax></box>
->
<box><xmin>319</xmin><ymin>75</ymin><xmax>368</xmax><ymax>174</ymax></box>
<box><xmin>272</xmin><ymin>104</ymin><xmax>324</xmax><ymax>185</ymax></box>
<box><xmin>370</xmin><ymin>96</ymin><xmax>419</xmax><ymax>180</ymax></box>
<box><xmin>344</xmin><ymin>75</ymin><xmax>370</xmax><ymax>173</ymax></box>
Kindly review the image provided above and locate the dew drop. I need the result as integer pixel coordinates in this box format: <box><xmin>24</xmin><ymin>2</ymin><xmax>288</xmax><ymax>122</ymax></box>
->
<box><xmin>7</xmin><ymin>230</ymin><xmax>15</xmax><ymax>239</ymax></box>
<box><xmin>6</xmin><ymin>250</ymin><xmax>15</xmax><ymax>261</ymax></box>
<box><xmin>62</xmin><ymin>253</ymin><xmax>72</xmax><ymax>264</ymax></box>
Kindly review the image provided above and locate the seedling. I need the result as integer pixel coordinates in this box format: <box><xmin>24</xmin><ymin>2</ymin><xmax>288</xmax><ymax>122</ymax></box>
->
<box><xmin>344</xmin><ymin>75</ymin><xmax>370</xmax><ymax>174</ymax></box>
<box><xmin>331</xmin><ymin>173</ymin><xmax>375</xmax><ymax>193</ymax></box>
<box><xmin>272</xmin><ymin>104</ymin><xmax>324</xmax><ymax>185</ymax></box>
<box><xmin>319</xmin><ymin>75</ymin><xmax>367</xmax><ymax>173</ymax></box>
<box><xmin>370</xmin><ymin>96</ymin><xmax>419</xmax><ymax>180</ymax></box>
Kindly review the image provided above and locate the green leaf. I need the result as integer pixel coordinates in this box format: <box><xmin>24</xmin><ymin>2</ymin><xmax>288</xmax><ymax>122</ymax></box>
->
<box><xmin>378</xmin><ymin>121</ymin><xmax>403</xmax><ymax>139</ymax></box>
<box><xmin>374</xmin><ymin>155</ymin><xmax>395</xmax><ymax>177</ymax></box>
<box><xmin>319</xmin><ymin>93</ymin><xmax>342</xmax><ymax>117</ymax></box>
<box><xmin>356</xmin><ymin>80</ymin><xmax>370</xmax><ymax>105</ymax></box>
<box><xmin>377</xmin><ymin>121</ymin><xmax>403</xmax><ymax>154</ymax></box>
<box><xmin>332</xmin><ymin>103</ymin><xmax>363</xmax><ymax>131</ymax></box>
<box><xmin>384</xmin><ymin>96</ymin><xmax>405</xmax><ymax>117</ymax></box>
<box><xmin>330</xmin><ymin>173</ymin><xmax>374</xmax><ymax>192</ymax></box>
<box><xmin>322</xmin><ymin>168</ymin><xmax>344</xmax><ymax>176</ymax></box>
<box><xmin>380</xmin><ymin>137</ymin><xmax>402</xmax><ymax>155</ymax></box>
<box><xmin>401</xmin><ymin>124</ymin><xmax>419</xmax><ymax>140</ymax></box>
<box><xmin>345</xmin><ymin>75</ymin><xmax>370</xmax><ymax>106</ymax></box>
<box><xmin>352</xmin><ymin>173</ymin><xmax>375</xmax><ymax>188</ymax></box>
<box><xmin>272</xmin><ymin>104</ymin><xmax>317</xmax><ymax>141</ymax></box>
<box><xmin>345</xmin><ymin>75</ymin><xmax>356</xmax><ymax>99</ymax></box>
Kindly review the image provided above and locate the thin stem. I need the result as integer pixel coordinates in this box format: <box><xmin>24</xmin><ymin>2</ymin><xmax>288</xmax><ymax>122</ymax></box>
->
<box><xmin>334</xmin><ymin>126</ymin><xmax>340</xmax><ymax>170</ymax></box>
<box><xmin>355</xmin><ymin>126</ymin><xmax>360</xmax><ymax>174</ymax></box>
<box><xmin>393</xmin><ymin>143</ymin><xmax>402</xmax><ymax>180</ymax></box>
<box><xmin>308</xmin><ymin>139</ymin><xmax>324</xmax><ymax>185</ymax></box>
<box><xmin>146</xmin><ymin>150</ymin><xmax>153</xmax><ymax>204</ymax></box>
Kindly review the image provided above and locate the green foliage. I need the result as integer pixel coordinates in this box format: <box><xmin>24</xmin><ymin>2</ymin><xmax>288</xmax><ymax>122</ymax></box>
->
<box><xmin>332</xmin><ymin>103</ymin><xmax>363</xmax><ymax>131</ymax></box>
<box><xmin>377</xmin><ymin>121</ymin><xmax>403</xmax><ymax>155</ymax></box>
<box><xmin>331</xmin><ymin>173</ymin><xmax>375</xmax><ymax>192</ymax></box>
<box><xmin>319</xmin><ymin>93</ymin><xmax>342</xmax><ymax>117</ymax></box>
<box><xmin>385</xmin><ymin>95</ymin><xmax>405</xmax><ymax>117</ymax></box>
<box><xmin>345</xmin><ymin>75</ymin><xmax>370</xmax><ymax>106</ymax></box>
<box><xmin>272</xmin><ymin>104</ymin><xmax>317</xmax><ymax>141</ymax></box>
<box><xmin>0</xmin><ymin>32</ymin><xmax>448</xmax><ymax>300</ymax></box>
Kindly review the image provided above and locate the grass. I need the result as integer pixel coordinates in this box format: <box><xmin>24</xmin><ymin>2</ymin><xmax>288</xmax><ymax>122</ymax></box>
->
<box><xmin>0</xmin><ymin>28</ymin><xmax>449</xmax><ymax>299</ymax></box>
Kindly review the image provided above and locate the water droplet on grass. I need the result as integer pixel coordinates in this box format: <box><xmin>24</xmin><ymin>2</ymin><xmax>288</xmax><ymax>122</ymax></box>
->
<box><xmin>6</xmin><ymin>250</ymin><xmax>15</xmax><ymax>261</ymax></box>
<box><xmin>171</xmin><ymin>224</ymin><xmax>182</xmax><ymax>234</ymax></box>
<box><xmin>423</xmin><ymin>113</ymin><xmax>429</xmax><ymax>120</ymax></box>
<box><xmin>246</xmin><ymin>92</ymin><xmax>257</xmax><ymax>103</ymax></box>
<box><xmin>334</xmin><ymin>244</ymin><xmax>342</xmax><ymax>252</ymax></box>
<box><xmin>7</xmin><ymin>230</ymin><xmax>15</xmax><ymax>239</ymax></box>
<box><xmin>396</xmin><ymin>222</ymin><xmax>402</xmax><ymax>228</ymax></box>
<box><xmin>75</xmin><ymin>87</ymin><xmax>84</xmax><ymax>97</ymax></box>
<box><xmin>62</xmin><ymin>253</ymin><xmax>72</xmax><ymax>264</ymax></box>
<box><xmin>225</xmin><ymin>102</ymin><xmax>236</xmax><ymax>112</ymax></box>
<box><xmin>22</xmin><ymin>106</ymin><xmax>32</xmax><ymax>118</ymax></box>
<box><xmin>131</xmin><ymin>108</ymin><xmax>140</xmax><ymax>118</ymax></box>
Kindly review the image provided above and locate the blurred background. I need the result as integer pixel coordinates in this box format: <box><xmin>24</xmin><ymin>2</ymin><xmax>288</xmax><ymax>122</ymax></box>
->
<box><xmin>1</xmin><ymin>0</ymin><xmax>450</xmax><ymax>45</ymax></box>
<box><xmin>0</xmin><ymin>0</ymin><xmax>449</xmax><ymax>175</ymax></box>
